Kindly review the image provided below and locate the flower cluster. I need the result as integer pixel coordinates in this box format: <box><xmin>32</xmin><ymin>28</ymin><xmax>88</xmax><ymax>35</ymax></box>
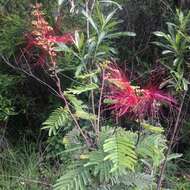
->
<box><xmin>105</xmin><ymin>64</ymin><xmax>176</xmax><ymax>119</ymax></box>
<box><xmin>24</xmin><ymin>3</ymin><xmax>74</xmax><ymax>66</ymax></box>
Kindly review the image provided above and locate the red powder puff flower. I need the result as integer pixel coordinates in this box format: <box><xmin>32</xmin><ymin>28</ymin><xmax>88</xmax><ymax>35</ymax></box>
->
<box><xmin>104</xmin><ymin>64</ymin><xmax>176</xmax><ymax>119</ymax></box>
<box><xmin>104</xmin><ymin>65</ymin><xmax>139</xmax><ymax>117</ymax></box>
<box><xmin>136</xmin><ymin>88</ymin><xmax>176</xmax><ymax>119</ymax></box>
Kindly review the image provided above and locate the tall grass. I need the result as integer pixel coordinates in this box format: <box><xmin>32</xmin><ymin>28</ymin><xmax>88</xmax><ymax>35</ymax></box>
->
<box><xmin>0</xmin><ymin>139</ymin><xmax>54</xmax><ymax>190</ymax></box>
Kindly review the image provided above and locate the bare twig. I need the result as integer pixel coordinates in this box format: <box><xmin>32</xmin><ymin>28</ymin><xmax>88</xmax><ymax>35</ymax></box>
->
<box><xmin>2</xmin><ymin>55</ymin><xmax>91</xmax><ymax>147</ymax></box>
<box><xmin>156</xmin><ymin>91</ymin><xmax>187</xmax><ymax>190</ymax></box>
<box><xmin>85</xmin><ymin>0</ymin><xmax>90</xmax><ymax>39</ymax></box>
<box><xmin>97</xmin><ymin>69</ymin><xmax>105</xmax><ymax>138</ymax></box>
<box><xmin>85</xmin><ymin>0</ymin><xmax>98</xmax><ymax>133</ymax></box>
<box><xmin>1</xmin><ymin>56</ymin><xmax>60</xmax><ymax>98</ymax></box>
<box><xmin>0</xmin><ymin>174</ymin><xmax>53</xmax><ymax>187</ymax></box>
<box><xmin>53</xmin><ymin>69</ymin><xmax>91</xmax><ymax>147</ymax></box>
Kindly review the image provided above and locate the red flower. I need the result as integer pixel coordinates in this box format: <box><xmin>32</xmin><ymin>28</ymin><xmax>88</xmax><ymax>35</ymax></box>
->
<box><xmin>105</xmin><ymin>65</ymin><xmax>176</xmax><ymax>119</ymax></box>
<box><xmin>21</xmin><ymin>3</ymin><xmax>74</xmax><ymax>66</ymax></box>
<box><xmin>47</xmin><ymin>33</ymin><xmax>74</xmax><ymax>44</ymax></box>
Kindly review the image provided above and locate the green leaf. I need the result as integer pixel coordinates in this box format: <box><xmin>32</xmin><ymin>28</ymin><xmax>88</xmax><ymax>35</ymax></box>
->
<box><xmin>119</xmin><ymin>172</ymin><xmax>155</xmax><ymax>189</ymax></box>
<box><xmin>103</xmin><ymin>9</ymin><xmax>118</xmax><ymax>28</ymax></box>
<box><xmin>137</xmin><ymin>134</ymin><xmax>167</xmax><ymax>167</ymax></box>
<box><xmin>42</xmin><ymin>107</ymin><xmax>69</xmax><ymax>136</ymax></box>
<box><xmin>58</xmin><ymin>0</ymin><xmax>65</xmax><ymax>6</ymax></box>
<box><xmin>75</xmin><ymin>110</ymin><xmax>96</xmax><ymax>120</ymax></box>
<box><xmin>182</xmin><ymin>78</ymin><xmax>189</xmax><ymax>91</ymax></box>
<box><xmin>152</xmin><ymin>41</ymin><xmax>171</xmax><ymax>49</ymax></box>
<box><xmin>153</xmin><ymin>31</ymin><xmax>167</xmax><ymax>37</ymax></box>
<box><xmin>76</xmin><ymin>69</ymin><xmax>100</xmax><ymax>79</ymax></box>
<box><xmin>65</xmin><ymin>93</ymin><xmax>95</xmax><ymax>121</ymax></box>
<box><xmin>65</xmin><ymin>94</ymin><xmax>87</xmax><ymax>110</ymax></box>
<box><xmin>141</xmin><ymin>122</ymin><xmax>164</xmax><ymax>133</ymax></box>
<box><xmin>103</xmin><ymin>129</ymin><xmax>137</xmax><ymax>172</ymax></box>
<box><xmin>66</xmin><ymin>83</ymin><xmax>98</xmax><ymax>95</ymax></box>
<box><xmin>100</xmin><ymin>0</ymin><xmax>122</xmax><ymax>10</ymax></box>
<box><xmin>54</xmin><ymin>162</ymin><xmax>91</xmax><ymax>190</ymax></box>
<box><xmin>82</xmin><ymin>10</ymin><xmax>99</xmax><ymax>33</ymax></box>
<box><xmin>74</xmin><ymin>31</ymin><xmax>85</xmax><ymax>51</ymax></box>
<box><xmin>106</xmin><ymin>32</ymin><xmax>136</xmax><ymax>39</ymax></box>
<box><xmin>162</xmin><ymin>50</ymin><xmax>174</xmax><ymax>55</ymax></box>
<box><xmin>164</xmin><ymin>153</ymin><xmax>183</xmax><ymax>162</ymax></box>
<box><xmin>97</xmin><ymin>31</ymin><xmax>106</xmax><ymax>46</ymax></box>
<box><xmin>55</xmin><ymin>43</ymin><xmax>70</xmax><ymax>52</ymax></box>
<box><xmin>84</xmin><ymin>150</ymin><xmax>113</xmax><ymax>183</ymax></box>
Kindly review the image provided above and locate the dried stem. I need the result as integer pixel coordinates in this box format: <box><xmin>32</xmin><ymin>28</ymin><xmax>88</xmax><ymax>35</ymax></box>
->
<box><xmin>52</xmin><ymin>57</ymin><xmax>92</xmax><ymax>147</ymax></box>
<box><xmin>0</xmin><ymin>174</ymin><xmax>53</xmax><ymax>187</ymax></box>
<box><xmin>90</xmin><ymin>78</ymin><xmax>96</xmax><ymax>127</ymax></box>
<box><xmin>85</xmin><ymin>0</ymin><xmax>98</xmax><ymax>133</ymax></box>
<box><xmin>2</xmin><ymin>55</ymin><xmax>91</xmax><ymax>147</ymax></box>
<box><xmin>53</xmin><ymin>69</ymin><xmax>91</xmax><ymax>147</ymax></box>
<box><xmin>2</xmin><ymin>56</ymin><xmax>60</xmax><ymax>98</ymax></box>
<box><xmin>85</xmin><ymin>0</ymin><xmax>90</xmax><ymax>39</ymax></box>
<box><xmin>97</xmin><ymin>69</ymin><xmax>105</xmax><ymax>138</ymax></box>
<box><xmin>156</xmin><ymin>91</ymin><xmax>187</xmax><ymax>190</ymax></box>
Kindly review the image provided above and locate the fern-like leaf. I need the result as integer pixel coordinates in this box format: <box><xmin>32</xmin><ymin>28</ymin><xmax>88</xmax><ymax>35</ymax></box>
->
<box><xmin>76</xmin><ymin>69</ymin><xmax>100</xmax><ymax>79</ymax></box>
<box><xmin>84</xmin><ymin>150</ymin><xmax>114</xmax><ymax>183</ymax></box>
<box><xmin>119</xmin><ymin>172</ymin><xmax>155</xmax><ymax>189</ymax></box>
<box><xmin>141</xmin><ymin>122</ymin><xmax>164</xmax><ymax>133</ymax></box>
<box><xmin>103</xmin><ymin>129</ymin><xmax>137</xmax><ymax>172</ymax></box>
<box><xmin>61</xmin><ymin>128</ymin><xmax>87</xmax><ymax>157</ymax></box>
<box><xmin>136</xmin><ymin>133</ymin><xmax>167</xmax><ymax>167</ymax></box>
<box><xmin>65</xmin><ymin>93</ymin><xmax>96</xmax><ymax>121</ymax></box>
<box><xmin>96</xmin><ymin>172</ymin><xmax>154</xmax><ymax>190</ymax></box>
<box><xmin>54</xmin><ymin>162</ymin><xmax>91</xmax><ymax>190</ymax></box>
<box><xmin>66</xmin><ymin>83</ymin><xmax>98</xmax><ymax>95</ymax></box>
<box><xmin>42</xmin><ymin>107</ymin><xmax>70</xmax><ymax>136</ymax></box>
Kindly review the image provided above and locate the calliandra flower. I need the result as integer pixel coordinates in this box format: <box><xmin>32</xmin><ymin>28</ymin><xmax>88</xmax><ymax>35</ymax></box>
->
<box><xmin>104</xmin><ymin>64</ymin><xmax>134</xmax><ymax>94</ymax></box>
<box><xmin>136</xmin><ymin>88</ymin><xmax>176</xmax><ymax>118</ymax></box>
<box><xmin>104</xmin><ymin>65</ymin><xmax>176</xmax><ymax>119</ymax></box>
<box><xmin>21</xmin><ymin>3</ymin><xmax>74</xmax><ymax>66</ymax></box>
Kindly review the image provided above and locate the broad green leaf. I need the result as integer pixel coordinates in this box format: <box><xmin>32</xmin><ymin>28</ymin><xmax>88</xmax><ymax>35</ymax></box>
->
<box><xmin>106</xmin><ymin>32</ymin><xmax>136</xmax><ymax>39</ymax></box>
<box><xmin>103</xmin><ymin>9</ymin><xmax>117</xmax><ymax>28</ymax></box>
<box><xmin>152</xmin><ymin>41</ymin><xmax>172</xmax><ymax>49</ymax></box>
<box><xmin>82</xmin><ymin>10</ymin><xmax>99</xmax><ymax>33</ymax></box>
<box><xmin>55</xmin><ymin>43</ymin><xmax>70</xmax><ymax>52</ymax></box>
<box><xmin>58</xmin><ymin>0</ymin><xmax>65</xmax><ymax>6</ymax></box>
<box><xmin>162</xmin><ymin>50</ymin><xmax>174</xmax><ymax>55</ymax></box>
<box><xmin>97</xmin><ymin>31</ymin><xmax>106</xmax><ymax>45</ymax></box>
<box><xmin>153</xmin><ymin>31</ymin><xmax>167</xmax><ymax>37</ymax></box>
<box><xmin>164</xmin><ymin>153</ymin><xmax>183</xmax><ymax>162</ymax></box>
<box><xmin>100</xmin><ymin>0</ymin><xmax>122</xmax><ymax>10</ymax></box>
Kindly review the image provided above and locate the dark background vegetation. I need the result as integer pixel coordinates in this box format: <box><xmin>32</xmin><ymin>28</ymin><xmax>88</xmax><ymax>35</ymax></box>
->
<box><xmin>0</xmin><ymin>0</ymin><xmax>190</xmax><ymax>189</ymax></box>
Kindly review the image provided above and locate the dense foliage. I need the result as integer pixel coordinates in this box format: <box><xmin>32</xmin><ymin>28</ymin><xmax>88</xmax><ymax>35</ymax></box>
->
<box><xmin>0</xmin><ymin>0</ymin><xmax>190</xmax><ymax>190</ymax></box>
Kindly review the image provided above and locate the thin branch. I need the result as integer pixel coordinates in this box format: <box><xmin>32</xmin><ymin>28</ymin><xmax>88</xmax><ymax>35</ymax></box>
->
<box><xmin>90</xmin><ymin>78</ymin><xmax>96</xmax><ymax>128</ymax></box>
<box><xmin>1</xmin><ymin>56</ymin><xmax>60</xmax><ymax>98</ymax></box>
<box><xmin>85</xmin><ymin>0</ymin><xmax>90</xmax><ymax>39</ymax></box>
<box><xmin>2</xmin><ymin>55</ymin><xmax>91</xmax><ymax>147</ymax></box>
<box><xmin>85</xmin><ymin>0</ymin><xmax>98</xmax><ymax>133</ymax></box>
<box><xmin>0</xmin><ymin>175</ymin><xmax>53</xmax><ymax>187</ymax></box>
<box><xmin>53</xmin><ymin>68</ymin><xmax>91</xmax><ymax>147</ymax></box>
<box><xmin>97</xmin><ymin>69</ymin><xmax>105</xmax><ymax>138</ymax></box>
<box><xmin>156</xmin><ymin>91</ymin><xmax>187</xmax><ymax>190</ymax></box>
